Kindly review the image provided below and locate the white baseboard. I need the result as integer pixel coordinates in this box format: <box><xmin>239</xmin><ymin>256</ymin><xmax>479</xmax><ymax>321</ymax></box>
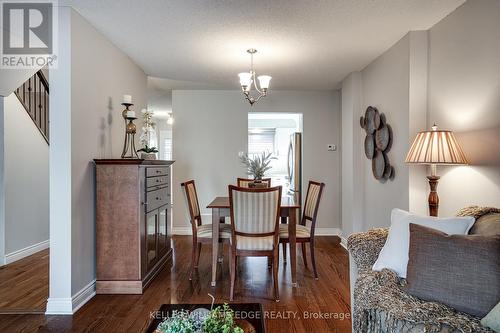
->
<box><xmin>45</xmin><ymin>279</ymin><xmax>96</xmax><ymax>315</ymax></box>
<box><xmin>172</xmin><ymin>226</ymin><xmax>193</xmax><ymax>235</ymax></box>
<box><xmin>72</xmin><ymin>279</ymin><xmax>96</xmax><ymax>313</ymax></box>
<box><xmin>315</xmin><ymin>227</ymin><xmax>342</xmax><ymax>236</ymax></box>
<box><xmin>340</xmin><ymin>236</ymin><xmax>348</xmax><ymax>251</ymax></box>
<box><xmin>46</xmin><ymin>298</ymin><xmax>73</xmax><ymax>315</ymax></box>
<box><xmin>4</xmin><ymin>239</ymin><xmax>49</xmax><ymax>265</ymax></box>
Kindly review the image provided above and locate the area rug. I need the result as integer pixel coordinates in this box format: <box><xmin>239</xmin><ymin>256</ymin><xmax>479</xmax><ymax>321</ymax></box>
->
<box><xmin>146</xmin><ymin>303</ymin><xmax>265</xmax><ymax>333</ymax></box>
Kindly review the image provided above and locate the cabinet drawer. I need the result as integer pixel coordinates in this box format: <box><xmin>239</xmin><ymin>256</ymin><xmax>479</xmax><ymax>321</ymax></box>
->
<box><xmin>146</xmin><ymin>188</ymin><xmax>169</xmax><ymax>212</ymax></box>
<box><xmin>146</xmin><ymin>167</ymin><xmax>169</xmax><ymax>177</ymax></box>
<box><xmin>146</xmin><ymin>176</ymin><xmax>169</xmax><ymax>189</ymax></box>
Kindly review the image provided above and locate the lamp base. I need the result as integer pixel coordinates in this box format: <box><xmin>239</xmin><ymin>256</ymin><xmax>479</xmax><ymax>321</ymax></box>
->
<box><xmin>427</xmin><ymin>175</ymin><xmax>440</xmax><ymax>217</ymax></box>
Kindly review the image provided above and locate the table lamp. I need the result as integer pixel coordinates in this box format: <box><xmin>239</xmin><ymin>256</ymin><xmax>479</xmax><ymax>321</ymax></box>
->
<box><xmin>405</xmin><ymin>124</ymin><xmax>468</xmax><ymax>216</ymax></box>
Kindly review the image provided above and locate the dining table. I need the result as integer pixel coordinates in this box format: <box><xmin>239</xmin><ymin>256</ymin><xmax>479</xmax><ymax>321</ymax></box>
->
<box><xmin>207</xmin><ymin>195</ymin><xmax>301</xmax><ymax>288</ymax></box>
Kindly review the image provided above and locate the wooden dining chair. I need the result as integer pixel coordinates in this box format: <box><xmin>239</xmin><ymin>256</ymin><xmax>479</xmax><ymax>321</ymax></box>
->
<box><xmin>236</xmin><ymin>178</ymin><xmax>272</xmax><ymax>188</ymax></box>
<box><xmin>280</xmin><ymin>181</ymin><xmax>325</xmax><ymax>280</ymax></box>
<box><xmin>228</xmin><ymin>185</ymin><xmax>282</xmax><ymax>302</ymax></box>
<box><xmin>181</xmin><ymin>180</ymin><xmax>232</xmax><ymax>281</ymax></box>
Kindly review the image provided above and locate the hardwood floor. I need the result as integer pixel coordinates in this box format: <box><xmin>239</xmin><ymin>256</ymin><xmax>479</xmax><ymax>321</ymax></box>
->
<box><xmin>0</xmin><ymin>236</ymin><xmax>351</xmax><ymax>333</ymax></box>
<box><xmin>0</xmin><ymin>249</ymin><xmax>48</xmax><ymax>314</ymax></box>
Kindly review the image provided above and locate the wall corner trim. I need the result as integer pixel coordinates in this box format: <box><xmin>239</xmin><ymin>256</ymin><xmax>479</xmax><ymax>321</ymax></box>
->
<box><xmin>72</xmin><ymin>279</ymin><xmax>96</xmax><ymax>313</ymax></box>
<box><xmin>45</xmin><ymin>279</ymin><xmax>96</xmax><ymax>315</ymax></box>
<box><xmin>340</xmin><ymin>236</ymin><xmax>348</xmax><ymax>251</ymax></box>
<box><xmin>4</xmin><ymin>239</ymin><xmax>49</xmax><ymax>265</ymax></box>
<box><xmin>45</xmin><ymin>297</ymin><xmax>73</xmax><ymax>315</ymax></box>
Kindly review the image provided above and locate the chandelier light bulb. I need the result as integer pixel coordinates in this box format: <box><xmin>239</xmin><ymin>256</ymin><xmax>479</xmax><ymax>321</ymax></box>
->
<box><xmin>167</xmin><ymin>113</ymin><xmax>174</xmax><ymax>125</ymax></box>
<box><xmin>257</xmin><ymin>75</ymin><xmax>272</xmax><ymax>90</ymax></box>
<box><xmin>238</xmin><ymin>72</ymin><xmax>252</xmax><ymax>88</ymax></box>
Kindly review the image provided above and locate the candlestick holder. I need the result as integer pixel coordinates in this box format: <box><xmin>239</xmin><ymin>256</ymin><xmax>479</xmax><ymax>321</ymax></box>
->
<box><xmin>121</xmin><ymin>103</ymin><xmax>139</xmax><ymax>159</ymax></box>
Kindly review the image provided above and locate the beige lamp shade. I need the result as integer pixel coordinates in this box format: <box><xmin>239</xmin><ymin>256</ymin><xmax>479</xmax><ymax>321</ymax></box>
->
<box><xmin>405</xmin><ymin>126</ymin><xmax>468</xmax><ymax>165</ymax></box>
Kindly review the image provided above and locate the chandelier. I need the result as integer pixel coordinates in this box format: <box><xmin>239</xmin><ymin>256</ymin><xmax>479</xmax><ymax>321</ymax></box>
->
<box><xmin>238</xmin><ymin>49</ymin><xmax>272</xmax><ymax>105</ymax></box>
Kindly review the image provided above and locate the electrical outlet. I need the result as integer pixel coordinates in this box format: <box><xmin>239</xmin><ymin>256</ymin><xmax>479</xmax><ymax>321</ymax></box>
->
<box><xmin>327</xmin><ymin>144</ymin><xmax>337</xmax><ymax>151</ymax></box>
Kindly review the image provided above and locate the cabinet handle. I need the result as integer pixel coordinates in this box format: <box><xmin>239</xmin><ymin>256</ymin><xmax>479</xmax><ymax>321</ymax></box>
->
<box><xmin>156</xmin><ymin>170</ymin><xmax>161</xmax><ymax>174</ymax></box>
<box><xmin>156</xmin><ymin>179</ymin><xmax>160</xmax><ymax>183</ymax></box>
<box><xmin>142</xmin><ymin>202</ymin><xmax>148</xmax><ymax>205</ymax></box>
<box><xmin>156</xmin><ymin>197</ymin><xmax>161</xmax><ymax>200</ymax></box>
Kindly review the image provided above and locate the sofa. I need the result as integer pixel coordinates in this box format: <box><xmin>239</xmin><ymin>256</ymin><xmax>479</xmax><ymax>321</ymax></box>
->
<box><xmin>347</xmin><ymin>206</ymin><xmax>500</xmax><ymax>333</ymax></box>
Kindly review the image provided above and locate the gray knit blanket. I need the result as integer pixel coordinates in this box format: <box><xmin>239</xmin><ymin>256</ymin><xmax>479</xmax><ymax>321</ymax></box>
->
<box><xmin>347</xmin><ymin>206</ymin><xmax>498</xmax><ymax>333</ymax></box>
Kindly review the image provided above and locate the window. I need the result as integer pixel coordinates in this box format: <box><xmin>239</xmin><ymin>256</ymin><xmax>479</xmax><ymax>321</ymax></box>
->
<box><xmin>248</xmin><ymin>128</ymin><xmax>276</xmax><ymax>156</ymax></box>
<box><xmin>160</xmin><ymin>130</ymin><xmax>173</xmax><ymax>160</ymax></box>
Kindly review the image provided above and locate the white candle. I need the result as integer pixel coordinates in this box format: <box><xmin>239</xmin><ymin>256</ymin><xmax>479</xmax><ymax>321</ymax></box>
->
<box><xmin>126</xmin><ymin>110</ymin><xmax>136</xmax><ymax>118</ymax></box>
<box><xmin>123</xmin><ymin>94</ymin><xmax>132</xmax><ymax>104</ymax></box>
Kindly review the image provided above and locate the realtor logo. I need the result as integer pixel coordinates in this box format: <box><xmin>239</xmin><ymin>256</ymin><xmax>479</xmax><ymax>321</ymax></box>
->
<box><xmin>1</xmin><ymin>0</ymin><xmax>58</xmax><ymax>68</ymax></box>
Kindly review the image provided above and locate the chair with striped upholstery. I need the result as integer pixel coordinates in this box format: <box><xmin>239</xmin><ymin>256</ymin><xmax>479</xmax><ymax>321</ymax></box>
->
<box><xmin>228</xmin><ymin>185</ymin><xmax>282</xmax><ymax>301</ymax></box>
<box><xmin>181</xmin><ymin>180</ymin><xmax>232</xmax><ymax>281</ymax></box>
<box><xmin>280</xmin><ymin>181</ymin><xmax>325</xmax><ymax>279</ymax></box>
<box><xmin>236</xmin><ymin>178</ymin><xmax>272</xmax><ymax>188</ymax></box>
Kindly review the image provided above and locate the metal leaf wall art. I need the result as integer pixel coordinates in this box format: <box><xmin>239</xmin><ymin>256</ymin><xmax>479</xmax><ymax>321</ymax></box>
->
<box><xmin>360</xmin><ymin>106</ymin><xmax>395</xmax><ymax>182</ymax></box>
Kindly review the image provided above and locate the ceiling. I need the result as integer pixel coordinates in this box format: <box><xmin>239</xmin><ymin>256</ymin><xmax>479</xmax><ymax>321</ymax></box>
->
<box><xmin>61</xmin><ymin>0</ymin><xmax>465</xmax><ymax>90</ymax></box>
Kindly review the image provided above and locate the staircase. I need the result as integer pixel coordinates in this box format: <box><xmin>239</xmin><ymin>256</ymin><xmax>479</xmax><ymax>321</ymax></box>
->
<box><xmin>14</xmin><ymin>70</ymin><xmax>49</xmax><ymax>143</ymax></box>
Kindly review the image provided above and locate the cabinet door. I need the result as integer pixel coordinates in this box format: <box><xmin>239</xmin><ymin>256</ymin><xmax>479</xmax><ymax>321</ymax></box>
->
<box><xmin>157</xmin><ymin>205</ymin><xmax>169</xmax><ymax>256</ymax></box>
<box><xmin>146</xmin><ymin>210</ymin><xmax>157</xmax><ymax>269</ymax></box>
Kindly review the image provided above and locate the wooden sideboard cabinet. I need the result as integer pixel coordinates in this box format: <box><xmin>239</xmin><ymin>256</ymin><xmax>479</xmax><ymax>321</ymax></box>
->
<box><xmin>94</xmin><ymin>159</ymin><xmax>174</xmax><ymax>294</ymax></box>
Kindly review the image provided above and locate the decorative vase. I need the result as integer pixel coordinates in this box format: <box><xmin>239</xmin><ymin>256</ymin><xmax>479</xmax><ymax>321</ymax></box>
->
<box><xmin>141</xmin><ymin>152</ymin><xmax>157</xmax><ymax>160</ymax></box>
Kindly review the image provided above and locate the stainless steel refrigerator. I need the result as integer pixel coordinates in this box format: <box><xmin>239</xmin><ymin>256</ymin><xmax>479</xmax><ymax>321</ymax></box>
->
<box><xmin>287</xmin><ymin>132</ymin><xmax>302</xmax><ymax>202</ymax></box>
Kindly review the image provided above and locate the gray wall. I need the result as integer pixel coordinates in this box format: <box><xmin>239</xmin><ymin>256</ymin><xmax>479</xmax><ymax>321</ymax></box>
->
<box><xmin>69</xmin><ymin>10</ymin><xmax>148</xmax><ymax>296</ymax></box>
<box><xmin>342</xmin><ymin>34</ymin><xmax>415</xmax><ymax>232</ymax></box>
<box><xmin>172</xmin><ymin>90</ymin><xmax>341</xmax><ymax>233</ymax></box>
<box><xmin>49</xmin><ymin>8</ymin><xmax>148</xmax><ymax>312</ymax></box>
<box><xmin>341</xmin><ymin>72</ymin><xmax>365</xmax><ymax>235</ymax></box>
<box><xmin>360</xmin><ymin>34</ymin><xmax>411</xmax><ymax>229</ymax></box>
<box><xmin>427</xmin><ymin>0</ymin><xmax>500</xmax><ymax>216</ymax></box>
<box><xmin>0</xmin><ymin>96</ymin><xmax>4</xmax><ymax>264</ymax></box>
<box><xmin>4</xmin><ymin>94</ymin><xmax>49</xmax><ymax>255</ymax></box>
<box><xmin>341</xmin><ymin>0</ymin><xmax>500</xmax><ymax>235</ymax></box>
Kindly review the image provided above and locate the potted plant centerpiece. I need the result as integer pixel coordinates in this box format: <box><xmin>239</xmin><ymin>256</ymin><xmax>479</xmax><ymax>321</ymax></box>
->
<box><xmin>155</xmin><ymin>304</ymin><xmax>245</xmax><ymax>333</ymax></box>
<box><xmin>137</xmin><ymin>145</ymin><xmax>159</xmax><ymax>160</ymax></box>
<box><xmin>154</xmin><ymin>295</ymin><xmax>247</xmax><ymax>333</ymax></box>
<box><xmin>138</xmin><ymin>109</ymin><xmax>159</xmax><ymax>160</ymax></box>
<box><xmin>239</xmin><ymin>151</ymin><xmax>275</xmax><ymax>188</ymax></box>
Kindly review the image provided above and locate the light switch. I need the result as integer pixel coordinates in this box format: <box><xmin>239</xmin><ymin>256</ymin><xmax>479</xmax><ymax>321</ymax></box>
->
<box><xmin>327</xmin><ymin>144</ymin><xmax>337</xmax><ymax>151</ymax></box>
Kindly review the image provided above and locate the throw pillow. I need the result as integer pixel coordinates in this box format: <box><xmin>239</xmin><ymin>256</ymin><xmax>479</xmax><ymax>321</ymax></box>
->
<box><xmin>469</xmin><ymin>213</ymin><xmax>500</xmax><ymax>236</ymax></box>
<box><xmin>482</xmin><ymin>302</ymin><xmax>500</xmax><ymax>332</ymax></box>
<box><xmin>372</xmin><ymin>208</ymin><xmax>475</xmax><ymax>278</ymax></box>
<box><xmin>406</xmin><ymin>224</ymin><xmax>500</xmax><ymax>318</ymax></box>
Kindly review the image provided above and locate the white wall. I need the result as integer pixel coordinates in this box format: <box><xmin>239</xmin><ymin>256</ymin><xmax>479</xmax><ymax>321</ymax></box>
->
<box><xmin>48</xmin><ymin>7</ymin><xmax>147</xmax><ymax>314</ymax></box>
<box><xmin>427</xmin><ymin>0</ymin><xmax>500</xmax><ymax>216</ymax></box>
<box><xmin>148</xmin><ymin>84</ymin><xmax>173</xmax><ymax>158</ymax></box>
<box><xmin>0</xmin><ymin>68</ymin><xmax>39</xmax><ymax>97</ymax></box>
<box><xmin>172</xmin><ymin>90</ymin><xmax>341</xmax><ymax>233</ymax></box>
<box><xmin>148</xmin><ymin>88</ymin><xmax>172</xmax><ymax>114</ymax></box>
<box><xmin>3</xmin><ymin>94</ymin><xmax>49</xmax><ymax>257</ymax></box>
<box><xmin>48</xmin><ymin>6</ymin><xmax>73</xmax><ymax>314</ymax></box>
